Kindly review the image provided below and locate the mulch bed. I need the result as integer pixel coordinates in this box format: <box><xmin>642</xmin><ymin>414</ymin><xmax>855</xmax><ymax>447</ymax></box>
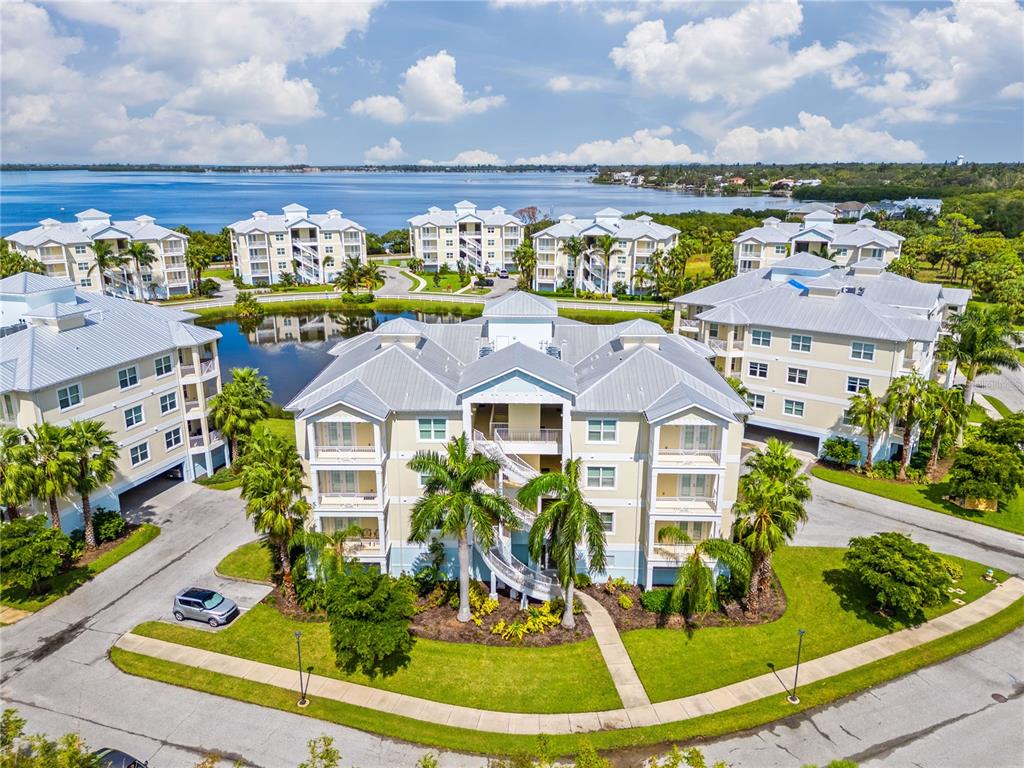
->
<box><xmin>74</xmin><ymin>524</ymin><xmax>142</xmax><ymax>568</ymax></box>
<box><xmin>582</xmin><ymin>574</ymin><xmax>787</xmax><ymax>633</ymax></box>
<box><xmin>260</xmin><ymin>585</ymin><xmax>326</xmax><ymax>622</ymax></box>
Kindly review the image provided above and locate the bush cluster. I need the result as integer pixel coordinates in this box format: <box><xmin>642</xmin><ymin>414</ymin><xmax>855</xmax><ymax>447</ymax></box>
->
<box><xmin>92</xmin><ymin>508</ymin><xmax>126</xmax><ymax>543</ymax></box>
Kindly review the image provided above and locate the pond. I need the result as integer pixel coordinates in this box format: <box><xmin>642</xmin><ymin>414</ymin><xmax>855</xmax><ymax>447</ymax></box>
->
<box><xmin>200</xmin><ymin>309</ymin><xmax>463</xmax><ymax>403</ymax></box>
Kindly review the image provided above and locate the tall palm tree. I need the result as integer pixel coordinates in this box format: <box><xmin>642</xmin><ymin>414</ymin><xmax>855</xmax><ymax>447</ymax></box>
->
<box><xmin>126</xmin><ymin>241</ymin><xmax>156</xmax><ymax>301</ymax></box>
<box><xmin>334</xmin><ymin>257</ymin><xmax>363</xmax><ymax>295</ymax></box>
<box><xmin>655</xmin><ymin>527</ymin><xmax>750</xmax><ymax>620</ymax></box>
<box><xmin>561</xmin><ymin>236</ymin><xmax>587</xmax><ymax>296</ymax></box>
<box><xmin>239</xmin><ymin>432</ymin><xmax>309</xmax><ymax>605</ymax></box>
<box><xmin>592</xmin><ymin>235</ymin><xmax>623</xmax><ymax>296</ymax></box>
<box><xmin>26</xmin><ymin>423</ymin><xmax>77</xmax><ymax>531</ymax></box>
<box><xmin>67</xmin><ymin>420</ymin><xmax>119</xmax><ymax>550</ymax></box>
<box><xmin>631</xmin><ymin>265</ymin><xmax>652</xmax><ymax>295</ymax></box>
<box><xmin>207</xmin><ymin>367</ymin><xmax>273</xmax><ymax>461</ymax></box>
<box><xmin>294</xmin><ymin>521</ymin><xmax>363</xmax><ymax>583</ymax></box>
<box><xmin>517</xmin><ymin>458</ymin><xmax>607</xmax><ymax>629</ymax></box>
<box><xmin>0</xmin><ymin>426</ymin><xmax>33</xmax><ymax>520</ymax></box>
<box><xmin>88</xmin><ymin>240</ymin><xmax>126</xmax><ymax>296</ymax></box>
<box><xmin>886</xmin><ymin>371</ymin><xmax>928</xmax><ymax>480</ymax></box>
<box><xmin>732</xmin><ymin>439</ymin><xmax>810</xmax><ymax>614</ymax></box>
<box><xmin>846</xmin><ymin>388</ymin><xmax>888</xmax><ymax>473</ymax></box>
<box><xmin>513</xmin><ymin>241</ymin><xmax>537</xmax><ymax>289</ymax></box>
<box><xmin>408</xmin><ymin>434</ymin><xmax>517</xmax><ymax>623</ymax></box>
<box><xmin>922</xmin><ymin>383</ymin><xmax>968</xmax><ymax>476</ymax></box>
<box><xmin>185</xmin><ymin>241</ymin><xmax>211</xmax><ymax>295</ymax></box>
<box><xmin>939</xmin><ymin>304</ymin><xmax>1022</xmax><ymax>407</ymax></box>
<box><xmin>358</xmin><ymin>261</ymin><xmax>386</xmax><ymax>293</ymax></box>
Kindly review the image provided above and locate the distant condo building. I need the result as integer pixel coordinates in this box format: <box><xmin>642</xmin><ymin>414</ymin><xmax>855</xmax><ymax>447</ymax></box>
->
<box><xmin>531</xmin><ymin>209</ymin><xmax>678</xmax><ymax>294</ymax></box>
<box><xmin>0</xmin><ymin>273</ymin><xmax>227</xmax><ymax>528</ymax></box>
<box><xmin>407</xmin><ymin>201</ymin><xmax>524</xmax><ymax>274</ymax></box>
<box><xmin>6</xmin><ymin>209</ymin><xmax>191</xmax><ymax>299</ymax></box>
<box><xmin>733</xmin><ymin>211</ymin><xmax>904</xmax><ymax>273</ymax></box>
<box><xmin>228</xmin><ymin>204</ymin><xmax>368</xmax><ymax>286</ymax></box>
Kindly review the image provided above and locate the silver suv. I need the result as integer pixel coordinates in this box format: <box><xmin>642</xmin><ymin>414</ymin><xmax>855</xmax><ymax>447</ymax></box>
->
<box><xmin>173</xmin><ymin>587</ymin><xmax>239</xmax><ymax>627</ymax></box>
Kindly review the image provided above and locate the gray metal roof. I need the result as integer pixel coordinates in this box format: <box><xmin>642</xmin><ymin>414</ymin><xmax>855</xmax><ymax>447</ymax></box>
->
<box><xmin>0</xmin><ymin>273</ymin><xmax>76</xmax><ymax>294</ymax></box>
<box><xmin>772</xmin><ymin>253</ymin><xmax>837</xmax><ymax>271</ymax></box>
<box><xmin>458</xmin><ymin>342</ymin><xmax>577</xmax><ymax>394</ymax></box>
<box><xmin>482</xmin><ymin>291</ymin><xmax>558</xmax><ymax>317</ymax></box>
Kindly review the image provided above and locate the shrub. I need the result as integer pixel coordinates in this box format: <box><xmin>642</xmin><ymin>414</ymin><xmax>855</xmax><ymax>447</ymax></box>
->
<box><xmin>617</xmin><ymin>593</ymin><xmax>634</xmax><ymax>610</ymax></box>
<box><xmin>549</xmin><ymin>596</ymin><xmax>583</xmax><ymax>616</ymax></box>
<box><xmin>869</xmin><ymin>459</ymin><xmax>899</xmax><ymax>479</ymax></box>
<box><xmin>573</xmin><ymin>572</ymin><xmax>592</xmax><ymax>589</ymax></box>
<box><xmin>941</xmin><ymin>558</ymin><xmax>964</xmax><ymax>582</ymax></box>
<box><xmin>715</xmin><ymin>572</ymin><xmax>746</xmax><ymax>604</ymax></box>
<box><xmin>339</xmin><ymin>292</ymin><xmax>374</xmax><ymax>305</ymax></box>
<box><xmin>821</xmin><ymin>436</ymin><xmax>861</xmax><ymax>467</ymax></box>
<box><xmin>413</xmin><ymin>538</ymin><xmax>447</xmax><ymax>596</ymax></box>
<box><xmin>844</xmin><ymin>532</ymin><xmax>952</xmax><ymax>618</ymax></box>
<box><xmin>978</xmin><ymin>412</ymin><xmax>1024</xmax><ymax>451</ymax></box>
<box><xmin>640</xmin><ymin>588</ymin><xmax>681</xmax><ymax>614</ymax></box>
<box><xmin>0</xmin><ymin>516</ymin><xmax>72</xmax><ymax>594</ymax></box>
<box><xmin>92</xmin><ymin>508</ymin><xmax>126</xmax><ymax>543</ymax></box>
<box><xmin>603</xmin><ymin>576</ymin><xmax>629</xmax><ymax>595</ymax></box>
<box><xmin>948</xmin><ymin>439</ymin><xmax>1024</xmax><ymax>505</ymax></box>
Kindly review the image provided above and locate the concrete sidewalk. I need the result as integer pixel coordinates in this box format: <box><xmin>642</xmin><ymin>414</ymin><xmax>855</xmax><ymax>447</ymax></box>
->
<box><xmin>114</xmin><ymin>576</ymin><xmax>1023</xmax><ymax>735</ymax></box>
<box><xmin>576</xmin><ymin>591</ymin><xmax>650</xmax><ymax>709</ymax></box>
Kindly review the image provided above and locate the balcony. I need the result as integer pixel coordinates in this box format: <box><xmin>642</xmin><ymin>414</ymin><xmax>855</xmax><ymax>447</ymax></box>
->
<box><xmin>654</xmin><ymin>447</ymin><xmax>722</xmax><ymax>466</ymax></box>
<box><xmin>188</xmin><ymin>430</ymin><xmax>223</xmax><ymax>449</ymax></box>
<box><xmin>654</xmin><ymin>495</ymin><xmax>717</xmax><ymax>515</ymax></box>
<box><xmin>709</xmin><ymin>338</ymin><xmax>744</xmax><ymax>353</ymax></box>
<box><xmin>648</xmin><ymin>541</ymin><xmax>697</xmax><ymax>562</ymax></box>
<box><xmin>317</xmin><ymin>491</ymin><xmax>384</xmax><ymax>511</ymax></box>
<box><xmin>312</xmin><ymin>443</ymin><xmax>381</xmax><ymax>464</ymax></box>
<box><xmin>493</xmin><ymin>426</ymin><xmax>562</xmax><ymax>454</ymax></box>
<box><xmin>180</xmin><ymin>358</ymin><xmax>218</xmax><ymax>380</ymax></box>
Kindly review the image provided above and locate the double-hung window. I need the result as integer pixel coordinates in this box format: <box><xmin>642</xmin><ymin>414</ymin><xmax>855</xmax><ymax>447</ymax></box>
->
<box><xmin>747</xmin><ymin>393</ymin><xmax>765</xmax><ymax>410</ymax></box>
<box><xmin>748</xmin><ymin>362</ymin><xmax>768</xmax><ymax>378</ymax></box>
<box><xmin>418</xmin><ymin>417</ymin><xmax>446</xmax><ymax>441</ymax></box>
<box><xmin>586</xmin><ymin>467</ymin><xmax>616</xmax><ymax>489</ymax></box>
<box><xmin>783</xmin><ymin>399</ymin><xmax>805</xmax><ymax>417</ymax></box>
<box><xmin>599</xmin><ymin>512</ymin><xmax>614</xmax><ymax>532</ymax></box>
<box><xmin>851</xmin><ymin>341</ymin><xmax>875</xmax><ymax>361</ymax></box>
<box><xmin>587</xmin><ymin>419</ymin><xmax>617</xmax><ymax>442</ymax></box>
<box><xmin>842</xmin><ymin>409</ymin><xmax>855</xmax><ymax>426</ymax></box>
<box><xmin>124</xmin><ymin>404</ymin><xmax>144</xmax><ymax>429</ymax></box>
<box><xmin>165</xmin><ymin>428</ymin><xmax>182</xmax><ymax>450</ymax></box>
<box><xmin>751</xmin><ymin>329</ymin><xmax>772</xmax><ymax>347</ymax></box>
<box><xmin>787</xmin><ymin>367</ymin><xmax>808</xmax><ymax>385</ymax></box>
<box><xmin>118</xmin><ymin>365</ymin><xmax>139</xmax><ymax>390</ymax></box>
<box><xmin>129</xmin><ymin>442</ymin><xmax>150</xmax><ymax>466</ymax></box>
<box><xmin>57</xmin><ymin>383</ymin><xmax>82</xmax><ymax>411</ymax></box>
<box><xmin>790</xmin><ymin>334</ymin><xmax>812</xmax><ymax>353</ymax></box>
<box><xmin>159</xmin><ymin>392</ymin><xmax>178</xmax><ymax>414</ymax></box>
<box><xmin>847</xmin><ymin>376</ymin><xmax>870</xmax><ymax>394</ymax></box>
<box><xmin>154</xmin><ymin>354</ymin><xmax>173</xmax><ymax>377</ymax></box>
<box><xmin>774</xmin><ymin>244</ymin><xmax>787</xmax><ymax>255</ymax></box>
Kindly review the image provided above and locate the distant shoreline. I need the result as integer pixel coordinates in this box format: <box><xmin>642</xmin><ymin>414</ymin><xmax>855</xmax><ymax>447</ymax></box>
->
<box><xmin>0</xmin><ymin>165</ymin><xmax>592</xmax><ymax>174</ymax></box>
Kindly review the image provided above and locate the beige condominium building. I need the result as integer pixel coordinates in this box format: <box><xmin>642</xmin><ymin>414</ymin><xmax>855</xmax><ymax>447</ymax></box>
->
<box><xmin>0</xmin><ymin>273</ymin><xmax>227</xmax><ymax>529</ymax></box>
<box><xmin>531</xmin><ymin>209</ymin><xmax>678</xmax><ymax>294</ymax></box>
<box><xmin>407</xmin><ymin>200</ymin><xmax>524</xmax><ymax>274</ymax></box>
<box><xmin>733</xmin><ymin>211</ymin><xmax>904</xmax><ymax>273</ymax></box>
<box><xmin>228</xmin><ymin>203</ymin><xmax>368</xmax><ymax>286</ymax></box>
<box><xmin>671</xmin><ymin>253</ymin><xmax>970</xmax><ymax>463</ymax></box>
<box><xmin>285</xmin><ymin>291</ymin><xmax>749</xmax><ymax>591</ymax></box>
<box><xmin>6</xmin><ymin>209</ymin><xmax>191</xmax><ymax>299</ymax></box>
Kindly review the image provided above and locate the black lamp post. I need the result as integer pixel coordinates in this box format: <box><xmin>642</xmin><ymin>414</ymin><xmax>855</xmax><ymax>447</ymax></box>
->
<box><xmin>788</xmin><ymin>628</ymin><xmax>806</xmax><ymax>704</ymax></box>
<box><xmin>295</xmin><ymin>630</ymin><xmax>308</xmax><ymax>707</ymax></box>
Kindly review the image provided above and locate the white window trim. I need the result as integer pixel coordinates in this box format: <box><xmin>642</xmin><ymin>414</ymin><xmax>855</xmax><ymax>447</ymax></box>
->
<box><xmin>129</xmin><ymin>441</ymin><xmax>151</xmax><ymax>467</ymax></box>
<box><xmin>117</xmin><ymin>365</ymin><xmax>140</xmax><ymax>391</ymax></box>
<box><xmin>790</xmin><ymin>334</ymin><xmax>813</xmax><ymax>353</ymax></box>
<box><xmin>585</xmin><ymin>466</ymin><xmax>617</xmax><ymax>491</ymax></box>
<box><xmin>417</xmin><ymin>417</ymin><xmax>447</xmax><ymax>442</ymax></box>
<box><xmin>586</xmin><ymin>419</ymin><xmax>618</xmax><ymax>444</ymax></box>
<box><xmin>847</xmin><ymin>377</ymin><xmax>870</xmax><ymax>394</ymax></box>
<box><xmin>748</xmin><ymin>362</ymin><xmax>768</xmax><ymax>379</ymax></box>
<box><xmin>751</xmin><ymin>329</ymin><xmax>772</xmax><ymax>348</ymax></box>
<box><xmin>598</xmin><ymin>510</ymin><xmax>616</xmax><ymax>535</ymax></box>
<box><xmin>159</xmin><ymin>392</ymin><xmax>178</xmax><ymax>415</ymax></box>
<box><xmin>783</xmin><ymin>399</ymin><xmax>805</xmax><ymax>418</ymax></box>
<box><xmin>165</xmin><ymin>428</ymin><xmax>183</xmax><ymax>450</ymax></box>
<box><xmin>787</xmin><ymin>367</ymin><xmax>808</xmax><ymax>386</ymax></box>
<box><xmin>154</xmin><ymin>354</ymin><xmax>175</xmax><ymax>378</ymax></box>
<box><xmin>850</xmin><ymin>342</ymin><xmax>876</xmax><ymax>362</ymax></box>
<box><xmin>747</xmin><ymin>393</ymin><xmax>766</xmax><ymax>411</ymax></box>
<box><xmin>57</xmin><ymin>382</ymin><xmax>84</xmax><ymax>413</ymax></box>
<box><xmin>124</xmin><ymin>404</ymin><xmax>146</xmax><ymax>430</ymax></box>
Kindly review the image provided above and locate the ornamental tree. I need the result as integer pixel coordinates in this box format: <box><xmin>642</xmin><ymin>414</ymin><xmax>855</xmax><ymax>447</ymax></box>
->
<box><xmin>844</xmin><ymin>532</ymin><xmax>952</xmax><ymax>619</ymax></box>
<box><xmin>0</xmin><ymin>516</ymin><xmax>71</xmax><ymax>594</ymax></box>
<box><xmin>948</xmin><ymin>440</ymin><xmax>1024</xmax><ymax>506</ymax></box>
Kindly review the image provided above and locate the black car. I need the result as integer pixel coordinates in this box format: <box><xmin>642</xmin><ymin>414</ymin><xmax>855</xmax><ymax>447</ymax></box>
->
<box><xmin>93</xmin><ymin>748</ymin><xmax>148</xmax><ymax>768</ymax></box>
<box><xmin>476</xmin><ymin>277</ymin><xmax>494</xmax><ymax>287</ymax></box>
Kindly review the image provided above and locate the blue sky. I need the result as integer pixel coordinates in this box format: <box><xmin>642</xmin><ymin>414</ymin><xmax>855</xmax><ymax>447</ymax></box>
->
<box><xmin>2</xmin><ymin>1</ymin><xmax>1022</xmax><ymax>164</ymax></box>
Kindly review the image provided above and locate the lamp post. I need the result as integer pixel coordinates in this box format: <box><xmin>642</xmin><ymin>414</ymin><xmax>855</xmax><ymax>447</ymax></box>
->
<box><xmin>788</xmin><ymin>629</ymin><xmax>806</xmax><ymax>704</ymax></box>
<box><xmin>295</xmin><ymin>630</ymin><xmax>308</xmax><ymax>707</ymax></box>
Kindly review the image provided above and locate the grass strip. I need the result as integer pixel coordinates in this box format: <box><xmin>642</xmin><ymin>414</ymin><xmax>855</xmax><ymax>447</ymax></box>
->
<box><xmin>982</xmin><ymin>394</ymin><xmax>1014</xmax><ymax>419</ymax></box>
<box><xmin>216</xmin><ymin>541</ymin><xmax>274</xmax><ymax>583</ymax></box>
<box><xmin>2</xmin><ymin>524</ymin><xmax>161</xmax><ymax>612</ymax></box>
<box><xmin>110</xmin><ymin>594</ymin><xmax>1024</xmax><ymax>756</ymax></box>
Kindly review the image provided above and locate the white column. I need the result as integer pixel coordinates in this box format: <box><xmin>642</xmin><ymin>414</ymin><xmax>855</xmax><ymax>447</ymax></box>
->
<box><xmin>373</xmin><ymin>422</ymin><xmax>382</xmax><ymax>462</ymax></box>
<box><xmin>561</xmin><ymin>402</ymin><xmax>571</xmax><ymax>465</ymax></box>
<box><xmin>672</xmin><ymin>305</ymin><xmax>681</xmax><ymax>334</ymax></box>
<box><xmin>307</xmin><ymin>422</ymin><xmax>316</xmax><ymax>461</ymax></box>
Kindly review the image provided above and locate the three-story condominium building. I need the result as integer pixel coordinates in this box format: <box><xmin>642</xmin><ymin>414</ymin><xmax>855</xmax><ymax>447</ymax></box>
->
<box><xmin>285</xmin><ymin>291</ymin><xmax>749</xmax><ymax>591</ymax></box>
<box><xmin>670</xmin><ymin>254</ymin><xmax>970</xmax><ymax>462</ymax></box>
<box><xmin>407</xmin><ymin>201</ymin><xmax>524</xmax><ymax>274</ymax></box>
<box><xmin>228</xmin><ymin>204</ymin><xmax>368</xmax><ymax>286</ymax></box>
<box><xmin>733</xmin><ymin>211</ymin><xmax>904</xmax><ymax>273</ymax></box>
<box><xmin>0</xmin><ymin>273</ymin><xmax>227</xmax><ymax>528</ymax></box>
<box><xmin>531</xmin><ymin>209</ymin><xmax>678</xmax><ymax>294</ymax></box>
<box><xmin>6</xmin><ymin>209</ymin><xmax>192</xmax><ymax>299</ymax></box>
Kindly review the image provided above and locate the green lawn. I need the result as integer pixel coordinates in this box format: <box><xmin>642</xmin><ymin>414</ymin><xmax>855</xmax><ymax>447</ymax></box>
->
<box><xmin>217</xmin><ymin>541</ymin><xmax>274</xmax><ymax>583</ymax></box>
<box><xmin>623</xmin><ymin>546</ymin><xmax>1004</xmax><ymax>703</ymax></box>
<box><xmin>421</xmin><ymin>273</ymin><xmax>471</xmax><ymax>293</ymax></box>
<box><xmin>252</xmin><ymin>417</ymin><xmax>296</xmax><ymax>446</ymax></box>
<box><xmin>982</xmin><ymin>394</ymin><xmax>1014</xmax><ymax>419</ymax></box>
<box><xmin>813</xmin><ymin>466</ymin><xmax>1024</xmax><ymax>535</ymax></box>
<box><xmin>204</xmin><ymin>266</ymin><xmax>235</xmax><ymax>280</ymax></box>
<box><xmin>195</xmin><ymin>418</ymin><xmax>295</xmax><ymax>492</ymax></box>
<box><xmin>968</xmin><ymin>402</ymin><xmax>988</xmax><ymax>423</ymax></box>
<box><xmin>132</xmin><ymin>603</ymin><xmax>619</xmax><ymax>714</ymax></box>
<box><xmin>558</xmin><ymin>308</ymin><xmax>670</xmax><ymax>329</ymax></box>
<box><xmin>1</xmin><ymin>524</ymin><xmax>161</xmax><ymax>612</ymax></box>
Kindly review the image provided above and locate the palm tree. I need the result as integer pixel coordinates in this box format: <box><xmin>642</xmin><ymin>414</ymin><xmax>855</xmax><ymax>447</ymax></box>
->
<box><xmin>885</xmin><ymin>372</ymin><xmax>928</xmax><ymax>480</ymax></box>
<box><xmin>26</xmin><ymin>423</ymin><xmax>77</xmax><ymax>531</ymax></box>
<box><xmin>922</xmin><ymin>383</ymin><xmax>968</xmax><ymax>477</ymax></box>
<box><xmin>846</xmin><ymin>388</ymin><xmax>889</xmax><ymax>473</ymax></box>
<box><xmin>631</xmin><ymin>265</ymin><xmax>652</xmax><ymax>295</ymax></box>
<box><xmin>732</xmin><ymin>439</ymin><xmax>810</xmax><ymax>614</ymax></box>
<box><xmin>655</xmin><ymin>526</ymin><xmax>750</xmax><ymax>620</ymax></box>
<box><xmin>512</xmin><ymin>241</ymin><xmax>537</xmax><ymax>289</ymax></box>
<box><xmin>333</xmin><ymin>257</ymin><xmax>363</xmax><ymax>295</ymax></box>
<box><xmin>358</xmin><ymin>261</ymin><xmax>386</xmax><ymax>293</ymax></box>
<box><xmin>407</xmin><ymin>256</ymin><xmax>424</xmax><ymax>274</ymax></box>
<box><xmin>939</xmin><ymin>304</ymin><xmax>1022</xmax><ymax>407</ymax></box>
<box><xmin>0</xmin><ymin>426</ymin><xmax>33</xmax><ymax>520</ymax></box>
<box><xmin>593</xmin><ymin>235</ymin><xmax>623</xmax><ymax>296</ymax></box>
<box><xmin>185</xmin><ymin>241</ymin><xmax>211</xmax><ymax>295</ymax></box>
<box><xmin>67</xmin><ymin>420</ymin><xmax>119</xmax><ymax>550</ymax></box>
<box><xmin>294</xmin><ymin>521</ymin><xmax>363</xmax><ymax>583</ymax></box>
<box><xmin>239</xmin><ymin>431</ymin><xmax>309</xmax><ymax>605</ymax></box>
<box><xmin>88</xmin><ymin>240</ymin><xmax>126</xmax><ymax>296</ymax></box>
<box><xmin>408</xmin><ymin>434</ymin><xmax>517</xmax><ymax>623</ymax></box>
<box><xmin>207</xmin><ymin>367</ymin><xmax>272</xmax><ymax>461</ymax></box>
<box><xmin>126</xmin><ymin>241</ymin><xmax>156</xmax><ymax>301</ymax></box>
<box><xmin>517</xmin><ymin>458</ymin><xmax>607</xmax><ymax>629</ymax></box>
<box><xmin>561</xmin><ymin>236</ymin><xmax>587</xmax><ymax>296</ymax></box>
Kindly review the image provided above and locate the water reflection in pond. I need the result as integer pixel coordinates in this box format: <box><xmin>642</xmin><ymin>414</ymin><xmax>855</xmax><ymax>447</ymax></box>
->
<box><xmin>199</xmin><ymin>309</ymin><xmax>463</xmax><ymax>403</ymax></box>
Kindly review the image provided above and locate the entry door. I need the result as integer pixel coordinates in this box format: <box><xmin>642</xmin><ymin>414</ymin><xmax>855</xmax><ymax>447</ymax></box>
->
<box><xmin>681</xmin><ymin>425</ymin><xmax>712</xmax><ymax>451</ymax></box>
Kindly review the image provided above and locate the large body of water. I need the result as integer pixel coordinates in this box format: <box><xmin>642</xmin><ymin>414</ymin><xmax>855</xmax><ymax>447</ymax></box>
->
<box><xmin>0</xmin><ymin>170</ymin><xmax>793</xmax><ymax>235</ymax></box>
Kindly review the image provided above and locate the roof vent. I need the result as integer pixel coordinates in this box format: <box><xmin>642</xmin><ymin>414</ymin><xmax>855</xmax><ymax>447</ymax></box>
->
<box><xmin>252</xmin><ymin>210</ymin><xmax>268</xmax><ymax>219</ymax></box>
<box><xmin>326</xmin><ymin>209</ymin><xmax>342</xmax><ymax>218</ymax></box>
<box><xmin>134</xmin><ymin>215</ymin><xmax>156</xmax><ymax>224</ymax></box>
<box><xmin>39</xmin><ymin>218</ymin><xmax>60</xmax><ymax>229</ymax></box>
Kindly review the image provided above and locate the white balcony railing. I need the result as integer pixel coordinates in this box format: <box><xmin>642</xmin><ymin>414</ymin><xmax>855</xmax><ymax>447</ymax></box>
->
<box><xmin>317</xmin><ymin>491</ymin><xmax>382</xmax><ymax>509</ymax></box>
<box><xmin>493</xmin><ymin>427</ymin><xmax>561</xmax><ymax>444</ymax></box>
<box><xmin>655</xmin><ymin>447</ymin><xmax>722</xmax><ymax>464</ymax></box>
<box><xmin>313</xmin><ymin>444</ymin><xmax>378</xmax><ymax>461</ymax></box>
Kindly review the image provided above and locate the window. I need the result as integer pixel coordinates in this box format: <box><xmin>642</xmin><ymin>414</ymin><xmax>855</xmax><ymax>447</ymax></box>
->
<box><xmin>617</xmin><ymin>255</ymin><xmax>627</xmax><ymax>265</ymax></box>
<box><xmin>277</xmin><ymin>261</ymin><xmax>288</xmax><ymax>270</ymax></box>
<box><xmin>445</xmin><ymin>240</ymin><xmax>453</xmax><ymax>247</ymax></box>
<box><xmin>586</xmin><ymin>467</ymin><xmax>616</xmax><ymax>489</ymax></box>
<box><xmin>787</xmin><ymin>367</ymin><xmax>808</xmax><ymax>385</ymax></box>
<box><xmin>325</xmin><ymin>246</ymin><xmax>334</xmax><ymax>254</ymax></box>
<box><xmin>748</xmin><ymin>362</ymin><xmax>768</xmax><ymax>378</ymax></box>
<box><xmin>276</xmin><ymin>248</ymin><xmax>285</xmax><ymax>256</ymax></box>
<box><xmin>324</xmin><ymin>471</ymin><xmax>358</xmax><ymax>493</ymax></box>
<box><xmin>708</xmin><ymin>322</ymin><xmax>719</xmax><ymax>339</ymax></box>
<box><xmin>77</xmin><ymin>261</ymin><xmax>88</xmax><ymax>271</ymax></box>
<box><xmin>774</xmin><ymin>245</ymin><xmax>787</xmax><ymax>255</ymax></box>
<box><xmin>124</xmin><ymin>404</ymin><xmax>144</xmax><ymax>428</ymax></box>
<box><xmin>851</xmin><ymin>341</ymin><xmax>875</xmax><ymax>361</ymax></box>
<box><xmin>159</xmin><ymin>391</ymin><xmax>178</xmax><ymax>414</ymax></box>
<box><xmin>418</xmin><ymin>472</ymin><xmax>431</xmax><ymax>488</ymax></box>
<box><xmin>678</xmin><ymin>474</ymin><xmax>712</xmax><ymax>497</ymax></box>
<box><xmin>117</xmin><ymin>366</ymin><xmax>139</xmax><ymax>390</ymax></box>
<box><xmin>129</xmin><ymin>442</ymin><xmax>150</xmax><ymax>466</ymax></box>
<box><xmin>599</xmin><ymin>512</ymin><xmax>614</xmax><ymax>532</ymax></box>
<box><xmin>417</xmin><ymin>417</ymin><xmax>446</xmax><ymax>441</ymax></box>
<box><xmin>783</xmin><ymin>399</ymin><xmax>805</xmax><ymax>417</ymax></box>
<box><xmin>165</xmin><ymin>428</ymin><xmax>182</xmax><ymax>450</ymax></box>
<box><xmin>57</xmin><ymin>383</ymin><xmax>82</xmax><ymax>411</ymax></box>
<box><xmin>275</xmin><ymin>233</ymin><xmax>284</xmax><ymax>241</ymax></box>
<box><xmin>847</xmin><ymin>376</ymin><xmax>870</xmax><ymax>394</ymax></box>
<box><xmin>75</xmin><ymin>245</ymin><xmax>87</xmax><ymax>255</ymax></box>
<box><xmin>790</xmin><ymin>334</ymin><xmax>812</xmax><ymax>352</ymax></box>
<box><xmin>154</xmin><ymin>354</ymin><xmax>173</xmax><ymax>377</ymax></box>
<box><xmin>751</xmin><ymin>329</ymin><xmax>772</xmax><ymax>347</ymax></box>
<box><xmin>746</xmin><ymin>393</ymin><xmax>765</xmax><ymax>410</ymax></box>
<box><xmin>80</xmin><ymin>278</ymin><xmax>91</xmax><ymax>287</ymax></box>
<box><xmin>842</xmin><ymin>409</ymin><xmax>855</xmax><ymax>426</ymax></box>
<box><xmin>587</xmin><ymin>419</ymin><xmax>617</xmax><ymax>442</ymax></box>
<box><xmin>142</xmin><ymin>274</ymin><xmax>152</xmax><ymax>283</ymax></box>
<box><xmin>323</xmin><ymin>232</ymin><xmax>333</xmax><ymax>240</ymax></box>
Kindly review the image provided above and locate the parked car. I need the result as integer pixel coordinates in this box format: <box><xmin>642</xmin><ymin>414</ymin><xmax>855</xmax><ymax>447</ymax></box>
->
<box><xmin>476</xmin><ymin>277</ymin><xmax>494</xmax><ymax>287</ymax></box>
<box><xmin>93</xmin><ymin>748</ymin><xmax>147</xmax><ymax>768</ymax></box>
<box><xmin>173</xmin><ymin>587</ymin><xmax>239</xmax><ymax>627</ymax></box>
<box><xmin>498</xmin><ymin>269</ymin><xmax>509</xmax><ymax>279</ymax></box>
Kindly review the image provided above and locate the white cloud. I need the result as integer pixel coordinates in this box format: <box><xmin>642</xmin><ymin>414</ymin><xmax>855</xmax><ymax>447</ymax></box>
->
<box><xmin>351</xmin><ymin>51</ymin><xmax>505</xmax><ymax>124</ymax></box>
<box><xmin>602</xmin><ymin>7</ymin><xmax>647</xmax><ymax>25</ymax></box>
<box><xmin>546</xmin><ymin>75</ymin><xmax>603</xmax><ymax>93</ymax></box>
<box><xmin>1</xmin><ymin>0</ymin><xmax>83</xmax><ymax>91</ymax></box>
<box><xmin>998</xmin><ymin>82</ymin><xmax>1024</xmax><ymax>101</ymax></box>
<box><xmin>364</xmin><ymin>137</ymin><xmax>405</xmax><ymax>163</ymax></box>
<box><xmin>712</xmin><ymin>112</ymin><xmax>926</xmax><ymax>163</ymax></box>
<box><xmin>419</xmin><ymin>149</ymin><xmax>505</xmax><ymax>166</ymax></box>
<box><xmin>517</xmin><ymin>126</ymin><xmax>706</xmax><ymax>164</ymax></box>
<box><xmin>609</xmin><ymin>1</ymin><xmax>857</xmax><ymax>105</ymax></box>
